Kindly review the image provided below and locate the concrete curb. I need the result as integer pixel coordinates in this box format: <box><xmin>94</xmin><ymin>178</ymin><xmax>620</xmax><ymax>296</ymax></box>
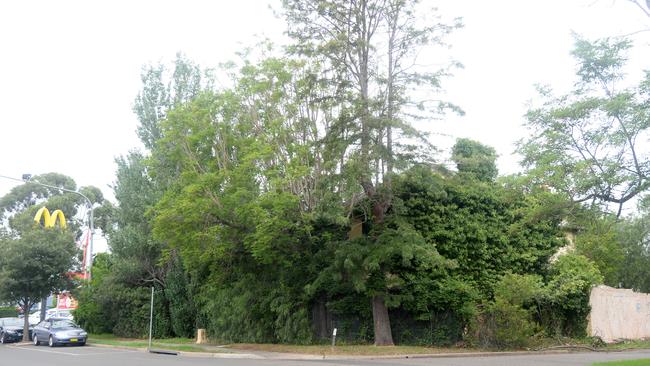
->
<box><xmin>316</xmin><ymin>348</ymin><xmax>650</xmax><ymax>361</ymax></box>
<box><xmin>178</xmin><ymin>351</ymin><xmax>264</xmax><ymax>359</ymax></box>
<box><xmin>87</xmin><ymin>343</ymin><xmax>264</xmax><ymax>359</ymax></box>
<box><xmin>321</xmin><ymin>350</ymin><xmax>573</xmax><ymax>360</ymax></box>
<box><xmin>9</xmin><ymin>342</ymin><xmax>34</xmax><ymax>347</ymax></box>
<box><xmin>87</xmin><ymin>343</ymin><xmax>147</xmax><ymax>352</ymax></box>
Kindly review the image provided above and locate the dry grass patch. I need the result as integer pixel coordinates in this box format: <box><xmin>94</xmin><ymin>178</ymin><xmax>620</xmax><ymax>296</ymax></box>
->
<box><xmin>228</xmin><ymin>343</ymin><xmax>477</xmax><ymax>356</ymax></box>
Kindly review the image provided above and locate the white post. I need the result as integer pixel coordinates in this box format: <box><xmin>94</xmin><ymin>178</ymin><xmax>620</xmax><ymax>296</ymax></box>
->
<box><xmin>148</xmin><ymin>287</ymin><xmax>154</xmax><ymax>350</ymax></box>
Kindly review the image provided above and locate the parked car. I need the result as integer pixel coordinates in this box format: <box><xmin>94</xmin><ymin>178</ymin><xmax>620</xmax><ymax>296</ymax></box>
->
<box><xmin>32</xmin><ymin>318</ymin><xmax>86</xmax><ymax>347</ymax></box>
<box><xmin>0</xmin><ymin>317</ymin><xmax>32</xmax><ymax>343</ymax></box>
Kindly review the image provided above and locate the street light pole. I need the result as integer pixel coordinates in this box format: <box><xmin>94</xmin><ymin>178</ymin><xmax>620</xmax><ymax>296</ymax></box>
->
<box><xmin>0</xmin><ymin>174</ymin><xmax>95</xmax><ymax>280</ymax></box>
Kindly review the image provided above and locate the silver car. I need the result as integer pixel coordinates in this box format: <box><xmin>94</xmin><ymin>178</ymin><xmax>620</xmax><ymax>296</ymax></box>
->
<box><xmin>32</xmin><ymin>318</ymin><xmax>87</xmax><ymax>347</ymax></box>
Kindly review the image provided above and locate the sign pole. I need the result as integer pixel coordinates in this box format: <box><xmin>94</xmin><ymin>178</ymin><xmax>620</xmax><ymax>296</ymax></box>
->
<box><xmin>148</xmin><ymin>287</ymin><xmax>154</xmax><ymax>351</ymax></box>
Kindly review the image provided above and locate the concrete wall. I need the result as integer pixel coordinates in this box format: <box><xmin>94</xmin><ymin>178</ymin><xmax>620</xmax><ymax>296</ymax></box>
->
<box><xmin>588</xmin><ymin>285</ymin><xmax>650</xmax><ymax>342</ymax></box>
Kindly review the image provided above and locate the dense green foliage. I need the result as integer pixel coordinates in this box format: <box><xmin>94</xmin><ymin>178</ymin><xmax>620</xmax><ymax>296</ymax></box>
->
<box><xmin>70</xmin><ymin>2</ymin><xmax>650</xmax><ymax>349</ymax></box>
<box><xmin>472</xmin><ymin>254</ymin><xmax>603</xmax><ymax>348</ymax></box>
<box><xmin>395</xmin><ymin>166</ymin><xmax>564</xmax><ymax>297</ymax></box>
<box><xmin>452</xmin><ymin>138</ymin><xmax>499</xmax><ymax>182</ymax></box>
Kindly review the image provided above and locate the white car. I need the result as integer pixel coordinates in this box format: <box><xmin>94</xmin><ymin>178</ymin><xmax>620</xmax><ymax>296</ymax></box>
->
<box><xmin>45</xmin><ymin>309</ymin><xmax>74</xmax><ymax>321</ymax></box>
<box><xmin>28</xmin><ymin>312</ymin><xmax>41</xmax><ymax>325</ymax></box>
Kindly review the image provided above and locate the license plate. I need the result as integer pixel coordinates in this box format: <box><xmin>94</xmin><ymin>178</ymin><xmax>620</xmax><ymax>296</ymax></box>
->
<box><xmin>70</xmin><ymin>338</ymin><xmax>78</xmax><ymax>342</ymax></box>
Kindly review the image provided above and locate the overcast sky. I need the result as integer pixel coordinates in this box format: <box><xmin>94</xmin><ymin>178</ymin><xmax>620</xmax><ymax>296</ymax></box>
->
<box><xmin>1</xmin><ymin>0</ymin><xmax>649</xmax><ymax>253</ymax></box>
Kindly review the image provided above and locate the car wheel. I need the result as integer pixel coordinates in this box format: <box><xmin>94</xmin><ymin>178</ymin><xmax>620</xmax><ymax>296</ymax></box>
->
<box><xmin>0</xmin><ymin>332</ymin><xmax>5</xmax><ymax>344</ymax></box>
<box><xmin>33</xmin><ymin>335</ymin><xmax>39</xmax><ymax>346</ymax></box>
<box><xmin>78</xmin><ymin>342</ymin><xmax>86</xmax><ymax>347</ymax></box>
<box><xmin>48</xmin><ymin>335</ymin><xmax>55</xmax><ymax>347</ymax></box>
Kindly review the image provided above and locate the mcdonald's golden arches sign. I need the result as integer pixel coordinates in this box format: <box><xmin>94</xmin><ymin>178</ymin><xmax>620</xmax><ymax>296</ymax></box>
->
<box><xmin>33</xmin><ymin>207</ymin><xmax>67</xmax><ymax>229</ymax></box>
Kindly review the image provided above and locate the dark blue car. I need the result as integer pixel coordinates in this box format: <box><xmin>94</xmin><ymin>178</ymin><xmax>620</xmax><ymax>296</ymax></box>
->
<box><xmin>0</xmin><ymin>317</ymin><xmax>32</xmax><ymax>343</ymax></box>
<box><xmin>32</xmin><ymin>318</ymin><xmax>87</xmax><ymax>347</ymax></box>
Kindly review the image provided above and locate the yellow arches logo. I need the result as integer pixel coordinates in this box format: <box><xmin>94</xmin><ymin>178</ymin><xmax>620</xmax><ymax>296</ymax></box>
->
<box><xmin>34</xmin><ymin>207</ymin><xmax>67</xmax><ymax>229</ymax></box>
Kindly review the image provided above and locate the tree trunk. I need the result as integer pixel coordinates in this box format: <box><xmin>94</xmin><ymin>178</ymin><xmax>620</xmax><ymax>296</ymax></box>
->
<box><xmin>40</xmin><ymin>296</ymin><xmax>47</xmax><ymax>322</ymax></box>
<box><xmin>363</xmin><ymin>185</ymin><xmax>393</xmax><ymax>347</ymax></box>
<box><xmin>372</xmin><ymin>295</ymin><xmax>394</xmax><ymax>346</ymax></box>
<box><xmin>22</xmin><ymin>301</ymin><xmax>31</xmax><ymax>342</ymax></box>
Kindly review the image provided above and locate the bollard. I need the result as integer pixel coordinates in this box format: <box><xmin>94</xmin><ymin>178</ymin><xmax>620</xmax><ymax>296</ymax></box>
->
<box><xmin>331</xmin><ymin>328</ymin><xmax>337</xmax><ymax>350</ymax></box>
<box><xmin>196</xmin><ymin>329</ymin><xmax>207</xmax><ymax>344</ymax></box>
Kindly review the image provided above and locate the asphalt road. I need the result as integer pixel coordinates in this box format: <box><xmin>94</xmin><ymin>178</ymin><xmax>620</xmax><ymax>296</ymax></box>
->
<box><xmin>1</xmin><ymin>344</ymin><xmax>650</xmax><ymax>366</ymax></box>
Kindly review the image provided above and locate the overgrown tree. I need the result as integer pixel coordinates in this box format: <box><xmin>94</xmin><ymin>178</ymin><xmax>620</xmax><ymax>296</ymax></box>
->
<box><xmin>519</xmin><ymin>37</ymin><xmax>650</xmax><ymax>217</ymax></box>
<box><xmin>80</xmin><ymin>55</ymin><xmax>214</xmax><ymax>337</ymax></box>
<box><xmin>134</xmin><ymin>53</ymin><xmax>212</xmax><ymax>151</ymax></box>
<box><xmin>150</xmin><ymin>56</ymin><xmax>343</xmax><ymax>342</ymax></box>
<box><xmin>282</xmin><ymin>0</ymin><xmax>461</xmax><ymax>345</ymax></box>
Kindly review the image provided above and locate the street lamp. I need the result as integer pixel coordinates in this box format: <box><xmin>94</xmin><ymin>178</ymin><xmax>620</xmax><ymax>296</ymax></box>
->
<box><xmin>0</xmin><ymin>173</ymin><xmax>95</xmax><ymax>280</ymax></box>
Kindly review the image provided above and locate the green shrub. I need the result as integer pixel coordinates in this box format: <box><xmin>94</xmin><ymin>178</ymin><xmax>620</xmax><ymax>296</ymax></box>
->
<box><xmin>0</xmin><ymin>306</ymin><xmax>18</xmax><ymax>318</ymax></box>
<box><xmin>163</xmin><ymin>256</ymin><xmax>196</xmax><ymax>338</ymax></box>
<box><xmin>199</xmin><ymin>274</ymin><xmax>313</xmax><ymax>344</ymax></box>
<box><xmin>542</xmin><ymin>253</ymin><xmax>603</xmax><ymax>337</ymax></box>
<box><xmin>73</xmin><ymin>292</ymin><xmax>112</xmax><ymax>334</ymax></box>
<box><xmin>469</xmin><ymin>274</ymin><xmax>543</xmax><ymax>348</ymax></box>
<box><xmin>494</xmin><ymin>273</ymin><xmax>544</xmax><ymax>307</ymax></box>
<box><xmin>479</xmin><ymin>299</ymin><xmax>537</xmax><ymax>348</ymax></box>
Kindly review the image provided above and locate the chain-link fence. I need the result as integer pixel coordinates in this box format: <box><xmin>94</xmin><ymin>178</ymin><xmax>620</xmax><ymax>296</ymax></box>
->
<box><xmin>323</xmin><ymin>310</ymin><xmax>465</xmax><ymax>346</ymax></box>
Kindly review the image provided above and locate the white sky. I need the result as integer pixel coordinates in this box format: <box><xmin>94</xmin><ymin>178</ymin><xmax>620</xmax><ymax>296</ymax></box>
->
<box><xmin>1</xmin><ymin>0</ymin><xmax>649</xmax><ymax>253</ymax></box>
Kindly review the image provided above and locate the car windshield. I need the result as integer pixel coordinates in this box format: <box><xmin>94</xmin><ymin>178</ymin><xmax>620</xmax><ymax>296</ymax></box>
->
<box><xmin>51</xmin><ymin>320</ymin><xmax>77</xmax><ymax>328</ymax></box>
<box><xmin>2</xmin><ymin>318</ymin><xmax>23</xmax><ymax>327</ymax></box>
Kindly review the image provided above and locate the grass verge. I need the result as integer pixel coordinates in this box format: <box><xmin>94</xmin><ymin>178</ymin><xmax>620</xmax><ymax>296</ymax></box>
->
<box><xmin>88</xmin><ymin>334</ymin><xmax>650</xmax><ymax>357</ymax></box>
<box><xmin>606</xmin><ymin>340</ymin><xmax>650</xmax><ymax>351</ymax></box>
<box><xmin>89</xmin><ymin>335</ymin><xmax>481</xmax><ymax>356</ymax></box>
<box><xmin>592</xmin><ymin>359</ymin><xmax>650</xmax><ymax>366</ymax></box>
<box><xmin>88</xmin><ymin>334</ymin><xmax>227</xmax><ymax>353</ymax></box>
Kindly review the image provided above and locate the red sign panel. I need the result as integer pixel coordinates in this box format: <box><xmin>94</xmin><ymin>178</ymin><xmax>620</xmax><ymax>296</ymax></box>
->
<box><xmin>57</xmin><ymin>292</ymin><xmax>78</xmax><ymax>310</ymax></box>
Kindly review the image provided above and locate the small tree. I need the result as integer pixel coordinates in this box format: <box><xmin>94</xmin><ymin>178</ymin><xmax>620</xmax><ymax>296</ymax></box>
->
<box><xmin>452</xmin><ymin>138</ymin><xmax>498</xmax><ymax>182</ymax></box>
<box><xmin>544</xmin><ymin>253</ymin><xmax>603</xmax><ymax>337</ymax></box>
<box><xmin>0</xmin><ymin>226</ymin><xmax>78</xmax><ymax>341</ymax></box>
<box><xmin>0</xmin><ymin>173</ymin><xmax>101</xmax><ymax>341</ymax></box>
